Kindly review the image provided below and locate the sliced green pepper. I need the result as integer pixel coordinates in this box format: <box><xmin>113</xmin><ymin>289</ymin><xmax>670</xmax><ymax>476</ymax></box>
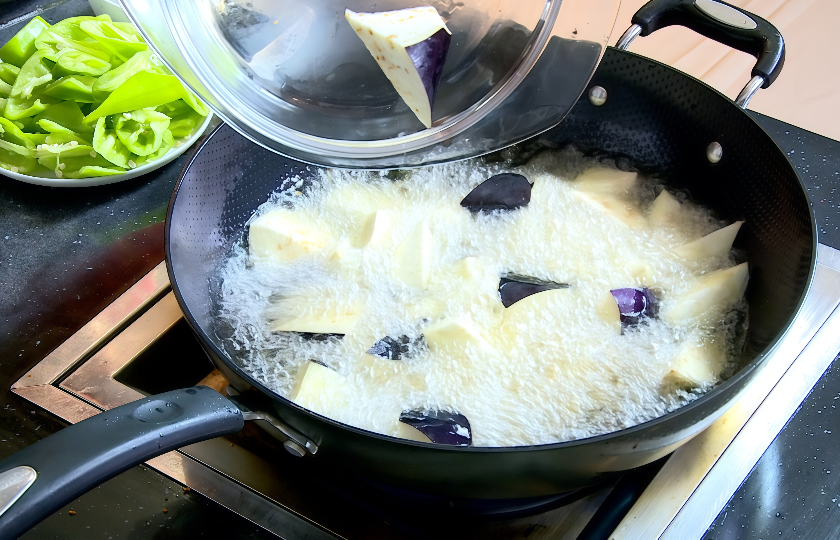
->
<box><xmin>114</xmin><ymin>109</ymin><xmax>170</xmax><ymax>156</ymax></box>
<box><xmin>0</xmin><ymin>63</ymin><xmax>19</xmax><ymax>85</ymax></box>
<box><xmin>157</xmin><ymin>99</ymin><xmax>205</xmax><ymax>137</ymax></box>
<box><xmin>24</xmin><ymin>132</ymin><xmax>48</xmax><ymax>145</ymax></box>
<box><xmin>10</xmin><ymin>50</ymin><xmax>53</xmax><ymax>100</ymax></box>
<box><xmin>79</xmin><ymin>20</ymin><xmax>146</xmax><ymax>62</ymax></box>
<box><xmin>0</xmin><ymin>79</ymin><xmax>11</xmax><ymax>98</ymax></box>
<box><xmin>35</xmin><ymin>100</ymin><xmax>94</xmax><ymax>134</ymax></box>
<box><xmin>181</xmin><ymin>89</ymin><xmax>210</xmax><ymax>117</ymax></box>
<box><xmin>12</xmin><ymin>116</ymin><xmax>41</xmax><ymax>133</ymax></box>
<box><xmin>92</xmin><ymin>116</ymin><xmax>130</xmax><ymax>168</ymax></box>
<box><xmin>42</xmin><ymin>75</ymin><xmax>96</xmax><ymax>102</ymax></box>
<box><xmin>91</xmin><ymin>50</ymin><xmax>164</xmax><ymax>102</ymax></box>
<box><xmin>53</xmin><ymin>50</ymin><xmax>111</xmax><ymax>77</ymax></box>
<box><xmin>66</xmin><ymin>165</ymin><xmax>125</xmax><ymax>178</ymax></box>
<box><xmin>38</xmin><ymin>151</ymin><xmax>123</xmax><ymax>178</ymax></box>
<box><xmin>0</xmin><ymin>120</ymin><xmax>38</xmax><ymax>173</ymax></box>
<box><xmin>44</xmin><ymin>131</ymin><xmax>92</xmax><ymax>146</ymax></box>
<box><xmin>86</xmin><ymin>71</ymin><xmax>187</xmax><ymax>123</ymax></box>
<box><xmin>4</xmin><ymin>95</ymin><xmax>60</xmax><ymax>120</ymax></box>
<box><xmin>0</xmin><ymin>117</ymin><xmax>35</xmax><ymax>149</ymax></box>
<box><xmin>35</xmin><ymin>140</ymin><xmax>96</xmax><ymax>159</ymax></box>
<box><xmin>0</xmin><ymin>16</ymin><xmax>50</xmax><ymax>68</ymax></box>
<box><xmin>35</xmin><ymin>16</ymin><xmax>113</xmax><ymax>64</ymax></box>
<box><xmin>135</xmin><ymin>128</ymin><xmax>173</xmax><ymax>166</ymax></box>
<box><xmin>0</xmin><ymin>97</ymin><xmax>6</xmax><ymax>113</ymax></box>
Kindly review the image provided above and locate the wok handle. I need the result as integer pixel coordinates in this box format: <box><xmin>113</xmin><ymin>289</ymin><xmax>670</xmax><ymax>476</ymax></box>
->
<box><xmin>616</xmin><ymin>0</ymin><xmax>784</xmax><ymax>107</ymax></box>
<box><xmin>0</xmin><ymin>386</ymin><xmax>244</xmax><ymax>539</ymax></box>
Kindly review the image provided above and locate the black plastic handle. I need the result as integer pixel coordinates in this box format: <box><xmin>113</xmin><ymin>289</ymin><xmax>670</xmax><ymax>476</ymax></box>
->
<box><xmin>0</xmin><ymin>386</ymin><xmax>244</xmax><ymax>539</ymax></box>
<box><xmin>631</xmin><ymin>0</ymin><xmax>784</xmax><ymax>87</ymax></box>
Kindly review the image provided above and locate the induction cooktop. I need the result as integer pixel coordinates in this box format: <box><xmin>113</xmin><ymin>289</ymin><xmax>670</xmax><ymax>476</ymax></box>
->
<box><xmin>8</xmin><ymin>245</ymin><xmax>840</xmax><ymax>539</ymax></box>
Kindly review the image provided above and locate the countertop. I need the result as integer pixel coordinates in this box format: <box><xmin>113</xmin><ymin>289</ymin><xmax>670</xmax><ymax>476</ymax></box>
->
<box><xmin>2</xmin><ymin>1</ymin><xmax>840</xmax><ymax>539</ymax></box>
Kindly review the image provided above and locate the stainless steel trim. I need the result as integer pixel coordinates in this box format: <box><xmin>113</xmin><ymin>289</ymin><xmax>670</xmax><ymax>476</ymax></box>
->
<box><xmin>735</xmin><ymin>75</ymin><xmax>764</xmax><ymax>109</ymax></box>
<box><xmin>616</xmin><ymin>24</ymin><xmax>642</xmax><ymax>50</ymax></box>
<box><xmin>663</xmin><ymin>284</ymin><xmax>840</xmax><ymax>539</ymax></box>
<box><xmin>144</xmin><ymin>453</ymin><xmax>341</xmax><ymax>540</ymax></box>
<box><xmin>0</xmin><ymin>466</ymin><xmax>37</xmax><ymax>518</ymax></box>
<box><xmin>695</xmin><ymin>0</ymin><xmax>757</xmax><ymax>30</ymax></box>
<box><xmin>12</xmin><ymin>261</ymin><xmax>169</xmax><ymax>389</ymax></box>
<box><xmin>612</xmin><ymin>245</ymin><xmax>840</xmax><ymax>539</ymax></box>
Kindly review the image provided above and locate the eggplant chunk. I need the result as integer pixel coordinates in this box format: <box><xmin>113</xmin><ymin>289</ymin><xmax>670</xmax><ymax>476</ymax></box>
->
<box><xmin>424</xmin><ymin>317</ymin><xmax>493</xmax><ymax>353</ymax></box>
<box><xmin>575</xmin><ymin>191</ymin><xmax>644</xmax><ymax>228</ymax></box>
<box><xmin>498</xmin><ymin>274</ymin><xmax>568</xmax><ymax>308</ymax></box>
<box><xmin>367</xmin><ymin>334</ymin><xmax>425</xmax><ymax>360</ymax></box>
<box><xmin>398</xmin><ymin>409</ymin><xmax>472</xmax><ymax>446</ymax></box>
<box><xmin>573</xmin><ymin>167</ymin><xmax>638</xmax><ymax>195</ymax></box>
<box><xmin>673</xmin><ymin>221</ymin><xmax>744</xmax><ymax>261</ymax></box>
<box><xmin>648</xmin><ymin>189</ymin><xmax>682</xmax><ymax>225</ymax></box>
<box><xmin>345</xmin><ymin>7</ymin><xmax>451</xmax><ymax>128</ymax></box>
<box><xmin>270</xmin><ymin>300</ymin><xmax>364</xmax><ymax>334</ymax></box>
<box><xmin>394</xmin><ymin>220</ymin><xmax>433</xmax><ymax>289</ymax></box>
<box><xmin>460</xmin><ymin>173</ymin><xmax>532</xmax><ymax>213</ymax></box>
<box><xmin>357</xmin><ymin>209</ymin><xmax>396</xmax><ymax>248</ymax></box>
<box><xmin>663</xmin><ymin>263</ymin><xmax>749</xmax><ymax>323</ymax></box>
<box><xmin>249</xmin><ymin>209</ymin><xmax>327</xmax><ymax>262</ymax></box>
<box><xmin>610</xmin><ymin>287</ymin><xmax>658</xmax><ymax>328</ymax></box>
<box><xmin>291</xmin><ymin>362</ymin><xmax>352</xmax><ymax>418</ymax></box>
<box><xmin>666</xmin><ymin>339</ymin><xmax>721</xmax><ymax>386</ymax></box>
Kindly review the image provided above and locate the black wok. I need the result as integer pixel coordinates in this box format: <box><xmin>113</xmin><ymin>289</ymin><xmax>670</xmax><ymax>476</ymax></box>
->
<box><xmin>0</xmin><ymin>1</ymin><xmax>816</xmax><ymax>537</ymax></box>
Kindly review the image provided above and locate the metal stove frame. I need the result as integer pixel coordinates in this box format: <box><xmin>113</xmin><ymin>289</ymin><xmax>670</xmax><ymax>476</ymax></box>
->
<box><xmin>11</xmin><ymin>245</ymin><xmax>840</xmax><ymax>539</ymax></box>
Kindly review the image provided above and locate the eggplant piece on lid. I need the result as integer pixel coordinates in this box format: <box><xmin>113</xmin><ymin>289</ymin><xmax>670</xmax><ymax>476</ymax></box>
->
<box><xmin>345</xmin><ymin>7</ymin><xmax>451</xmax><ymax>128</ymax></box>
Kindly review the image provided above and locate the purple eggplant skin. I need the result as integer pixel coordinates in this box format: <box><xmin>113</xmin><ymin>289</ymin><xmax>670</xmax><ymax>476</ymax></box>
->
<box><xmin>460</xmin><ymin>173</ymin><xmax>532</xmax><ymax>213</ymax></box>
<box><xmin>367</xmin><ymin>335</ymin><xmax>425</xmax><ymax>361</ymax></box>
<box><xmin>498</xmin><ymin>274</ymin><xmax>569</xmax><ymax>308</ymax></box>
<box><xmin>399</xmin><ymin>409</ymin><xmax>472</xmax><ymax>446</ymax></box>
<box><xmin>404</xmin><ymin>28</ymin><xmax>451</xmax><ymax>111</ymax></box>
<box><xmin>609</xmin><ymin>287</ymin><xmax>658</xmax><ymax>328</ymax></box>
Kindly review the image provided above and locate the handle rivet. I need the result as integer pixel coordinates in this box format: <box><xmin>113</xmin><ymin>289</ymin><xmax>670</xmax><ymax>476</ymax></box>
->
<box><xmin>588</xmin><ymin>86</ymin><xmax>607</xmax><ymax>106</ymax></box>
<box><xmin>707</xmin><ymin>142</ymin><xmax>723</xmax><ymax>163</ymax></box>
<box><xmin>283</xmin><ymin>440</ymin><xmax>306</xmax><ymax>457</ymax></box>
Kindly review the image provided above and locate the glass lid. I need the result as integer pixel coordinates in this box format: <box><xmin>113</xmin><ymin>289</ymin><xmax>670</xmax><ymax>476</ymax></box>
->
<box><xmin>120</xmin><ymin>0</ymin><xmax>621</xmax><ymax>167</ymax></box>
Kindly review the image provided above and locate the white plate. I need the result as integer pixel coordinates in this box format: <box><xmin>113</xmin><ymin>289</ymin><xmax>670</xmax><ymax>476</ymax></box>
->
<box><xmin>0</xmin><ymin>113</ymin><xmax>214</xmax><ymax>188</ymax></box>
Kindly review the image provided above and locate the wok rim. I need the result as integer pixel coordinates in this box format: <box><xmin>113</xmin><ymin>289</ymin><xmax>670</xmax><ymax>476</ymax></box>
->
<box><xmin>165</xmin><ymin>51</ymin><xmax>819</xmax><ymax>455</ymax></box>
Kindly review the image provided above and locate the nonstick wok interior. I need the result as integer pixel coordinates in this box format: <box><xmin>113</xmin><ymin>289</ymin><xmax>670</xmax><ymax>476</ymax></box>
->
<box><xmin>166</xmin><ymin>48</ymin><xmax>815</xmax><ymax>498</ymax></box>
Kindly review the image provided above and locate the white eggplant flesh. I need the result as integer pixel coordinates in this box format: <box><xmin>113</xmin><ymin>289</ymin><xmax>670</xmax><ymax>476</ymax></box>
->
<box><xmin>574</xmin><ymin>167</ymin><xmax>638</xmax><ymax>195</ymax></box>
<box><xmin>396</xmin><ymin>421</ymin><xmax>433</xmax><ymax>443</ymax></box>
<box><xmin>424</xmin><ymin>317</ymin><xmax>493</xmax><ymax>354</ymax></box>
<box><xmin>575</xmin><ymin>191</ymin><xmax>645</xmax><ymax>228</ymax></box>
<box><xmin>649</xmin><ymin>189</ymin><xmax>682</xmax><ymax>225</ymax></box>
<box><xmin>673</xmin><ymin>221</ymin><xmax>744</xmax><ymax>260</ymax></box>
<box><xmin>270</xmin><ymin>300</ymin><xmax>364</xmax><ymax>334</ymax></box>
<box><xmin>345</xmin><ymin>7</ymin><xmax>451</xmax><ymax>128</ymax></box>
<box><xmin>394</xmin><ymin>220</ymin><xmax>433</xmax><ymax>289</ymax></box>
<box><xmin>291</xmin><ymin>362</ymin><xmax>352</xmax><ymax>417</ymax></box>
<box><xmin>249</xmin><ymin>209</ymin><xmax>327</xmax><ymax>262</ymax></box>
<box><xmin>596</xmin><ymin>290</ymin><xmax>623</xmax><ymax>335</ymax></box>
<box><xmin>502</xmin><ymin>288</ymin><xmax>580</xmax><ymax>340</ymax></box>
<box><xmin>666</xmin><ymin>340</ymin><xmax>720</xmax><ymax>386</ymax></box>
<box><xmin>357</xmin><ymin>209</ymin><xmax>396</xmax><ymax>248</ymax></box>
<box><xmin>663</xmin><ymin>262</ymin><xmax>749</xmax><ymax>323</ymax></box>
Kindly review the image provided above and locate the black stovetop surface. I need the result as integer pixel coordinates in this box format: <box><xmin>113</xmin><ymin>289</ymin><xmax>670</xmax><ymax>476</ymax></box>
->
<box><xmin>2</xmin><ymin>2</ymin><xmax>840</xmax><ymax>539</ymax></box>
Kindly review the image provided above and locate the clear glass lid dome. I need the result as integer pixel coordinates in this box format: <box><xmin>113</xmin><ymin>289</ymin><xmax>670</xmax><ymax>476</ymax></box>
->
<box><xmin>120</xmin><ymin>0</ymin><xmax>621</xmax><ymax>167</ymax></box>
